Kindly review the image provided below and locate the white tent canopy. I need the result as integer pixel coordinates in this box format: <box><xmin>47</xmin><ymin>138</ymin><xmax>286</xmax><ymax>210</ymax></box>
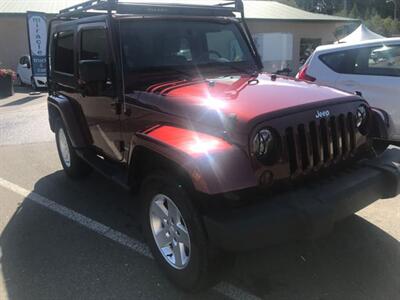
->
<box><xmin>338</xmin><ymin>24</ymin><xmax>384</xmax><ymax>43</ymax></box>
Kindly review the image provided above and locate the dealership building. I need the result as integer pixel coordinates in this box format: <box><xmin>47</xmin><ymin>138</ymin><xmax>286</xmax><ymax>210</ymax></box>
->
<box><xmin>0</xmin><ymin>0</ymin><xmax>356</xmax><ymax>74</ymax></box>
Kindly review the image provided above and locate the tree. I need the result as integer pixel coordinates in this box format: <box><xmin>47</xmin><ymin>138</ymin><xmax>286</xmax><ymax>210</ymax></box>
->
<box><xmin>290</xmin><ymin>0</ymin><xmax>394</xmax><ymax>19</ymax></box>
<box><xmin>266</xmin><ymin>0</ymin><xmax>400</xmax><ymax>36</ymax></box>
<box><xmin>343</xmin><ymin>0</ymin><xmax>348</xmax><ymax>13</ymax></box>
<box><xmin>386</xmin><ymin>0</ymin><xmax>399</xmax><ymax>21</ymax></box>
<box><xmin>349</xmin><ymin>3</ymin><xmax>361</xmax><ymax>18</ymax></box>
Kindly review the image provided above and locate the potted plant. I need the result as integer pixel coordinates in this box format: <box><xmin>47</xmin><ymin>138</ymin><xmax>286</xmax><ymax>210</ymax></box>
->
<box><xmin>0</xmin><ymin>68</ymin><xmax>16</xmax><ymax>98</ymax></box>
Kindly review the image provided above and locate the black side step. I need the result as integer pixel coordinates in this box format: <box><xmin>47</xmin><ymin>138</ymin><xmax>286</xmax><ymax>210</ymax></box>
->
<box><xmin>76</xmin><ymin>149</ymin><xmax>130</xmax><ymax>190</ymax></box>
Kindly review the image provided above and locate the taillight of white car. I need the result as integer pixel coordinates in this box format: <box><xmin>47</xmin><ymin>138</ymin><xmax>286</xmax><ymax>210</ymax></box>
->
<box><xmin>296</xmin><ymin>64</ymin><xmax>316</xmax><ymax>82</ymax></box>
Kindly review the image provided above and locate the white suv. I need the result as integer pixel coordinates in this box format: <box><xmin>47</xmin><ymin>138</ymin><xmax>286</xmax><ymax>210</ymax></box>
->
<box><xmin>296</xmin><ymin>38</ymin><xmax>400</xmax><ymax>143</ymax></box>
<box><xmin>16</xmin><ymin>55</ymin><xmax>47</xmax><ymax>89</ymax></box>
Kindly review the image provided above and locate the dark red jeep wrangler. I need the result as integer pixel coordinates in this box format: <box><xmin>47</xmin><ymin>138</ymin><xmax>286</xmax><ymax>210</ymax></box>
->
<box><xmin>47</xmin><ymin>0</ymin><xmax>400</xmax><ymax>291</ymax></box>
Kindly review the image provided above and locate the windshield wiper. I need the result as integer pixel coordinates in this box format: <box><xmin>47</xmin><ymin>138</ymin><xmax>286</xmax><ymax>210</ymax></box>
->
<box><xmin>162</xmin><ymin>67</ymin><xmax>195</xmax><ymax>79</ymax></box>
<box><xmin>223</xmin><ymin>64</ymin><xmax>258</xmax><ymax>76</ymax></box>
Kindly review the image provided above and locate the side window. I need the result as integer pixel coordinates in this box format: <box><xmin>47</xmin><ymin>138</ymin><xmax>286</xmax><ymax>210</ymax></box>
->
<box><xmin>54</xmin><ymin>31</ymin><xmax>74</xmax><ymax>74</ymax></box>
<box><xmin>80</xmin><ymin>27</ymin><xmax>113</xmax><ymax>84</ymax></box>
<box><xmin>319</xmin><ymin>50</ymin><xmax>356</xmax><ymax>74</ymax></box>
<box><xmin>365</xmin><ymin>44</ymin><xmax>400</xmax><ymax>77</ymax></box>
<box><xmin>80</xmin><ymin>28</ymin><xmax>109</xmax><ymax>61</ymax></box>
<box><xmin>80</xmin><ymin>27</ymin><xmax>114</xmax><ymax>94</ymax></box>
<box><xmin>321</xmin><ymin>46</ymin><xmax>400</xmax><ymax>77</ymax></box>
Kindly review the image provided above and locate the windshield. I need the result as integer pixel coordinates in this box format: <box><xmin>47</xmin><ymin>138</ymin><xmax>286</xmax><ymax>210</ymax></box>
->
<box><xmin>120</xmin><ymin>19</ymin><xmax>257</xmax><ymax>91</ymax></box>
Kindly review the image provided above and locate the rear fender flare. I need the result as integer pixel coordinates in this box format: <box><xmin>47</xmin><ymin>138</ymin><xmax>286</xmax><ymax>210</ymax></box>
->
<box><xmin>48</xmin><ymin>95</ymin><xmax>89</xmax><ymax>148</ymax></box>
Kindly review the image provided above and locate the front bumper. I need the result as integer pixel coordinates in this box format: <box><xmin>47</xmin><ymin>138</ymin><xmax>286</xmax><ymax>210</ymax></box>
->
<box><xmin>204</xmin><ymin>149</ymin><xmax>400</xmax><ymax>251</ymax></box>
<box><xmin>33</xmin><ymin>76</ymin><xmax>47</xmax><ymax>88</ymax></box>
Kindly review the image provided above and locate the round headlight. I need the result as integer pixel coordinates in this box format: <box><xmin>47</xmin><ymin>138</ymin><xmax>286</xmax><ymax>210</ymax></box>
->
<box><xmin>252</xmin><ymin>129</ymin><xmax>273</xmax><ymax>158</ymax></box>
<box><xmin>356</xmin><ymin>105</ymin><xmax>368</xmax><ymax>128</ymax></box>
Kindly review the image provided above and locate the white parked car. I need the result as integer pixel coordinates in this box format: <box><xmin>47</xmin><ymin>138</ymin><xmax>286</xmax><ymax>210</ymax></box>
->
<box><xmin>16</xmin><ymin>55</ymin><xmax>47</xmax><ymax>89</ymax></box>
<box><xmin>296</xmin><ymin>38</ymin><xmax>400</xmax><ymax>143</ymax></box>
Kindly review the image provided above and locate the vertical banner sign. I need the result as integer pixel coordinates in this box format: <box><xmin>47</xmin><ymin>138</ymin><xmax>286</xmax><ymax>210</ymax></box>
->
<box><xmin>26</xmin><ymin>11</ymin><xmax>47</xmax><ymax>78</ymax></box>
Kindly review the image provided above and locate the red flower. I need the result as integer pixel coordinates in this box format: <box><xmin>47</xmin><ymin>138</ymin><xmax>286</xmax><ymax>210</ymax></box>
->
<box><xmin>0</xmin><ymin>68</ymin><xmax>16</xmax><ymax>80</ymax></box>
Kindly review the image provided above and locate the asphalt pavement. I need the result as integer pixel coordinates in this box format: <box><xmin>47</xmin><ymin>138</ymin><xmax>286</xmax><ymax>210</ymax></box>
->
<box><xmin>0</xmin><ymin>87</ymin><xmax>399</xmax><ymax>300</ymax></box>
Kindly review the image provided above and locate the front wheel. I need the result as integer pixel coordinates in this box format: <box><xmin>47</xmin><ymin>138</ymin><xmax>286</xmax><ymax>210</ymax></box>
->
<box><xmin>55</xmin><ymin>119</ymin><xmax>91</xmax><ymax>179</ymax></box>
<box><xmin>141</xmin><ymin>172</ymin><xmax>232</xmax><ymax>292</ymax></box>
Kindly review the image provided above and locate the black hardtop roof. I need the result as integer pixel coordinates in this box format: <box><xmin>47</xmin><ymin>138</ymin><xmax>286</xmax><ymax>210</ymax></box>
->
<box><xmin>50</xmin><ymin>0</ymin><xmax>263</xmax><ymax>71</ymax></box>
<box><xmin>56</xmin><ymin>0</ymin><xmax>243</xmax><ymax>19</ymax></box>
<box><xmin>52</xmin><ymin>14</ymin><xmax>107</xmax><ymax>31</ymax></box>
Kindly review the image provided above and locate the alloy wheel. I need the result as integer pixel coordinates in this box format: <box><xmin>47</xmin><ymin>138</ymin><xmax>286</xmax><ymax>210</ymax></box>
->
<box><xmin>58</xmin><ymin>127</ymin><xmax>71</xmax><ymax>168</ymax></box>
<box><xmin>149</xmin><ymin>194</ymin><xmax>191</xmax><ymax>269</ymax></box>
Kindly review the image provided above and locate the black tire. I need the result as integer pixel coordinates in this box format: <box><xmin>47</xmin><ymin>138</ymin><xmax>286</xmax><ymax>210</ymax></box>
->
<box><xmin>373</xmin><ymin>140</ymin><xmax>389</xmax><ymax>155</ymax></box>
<box><xmin>55</xmin><ymin>118</ymin><xmax>91</xmax><ymax>179</ymax></box>
<box><xmin>140</xmin><ymin>172</ymin><xmax>232</xmax><ymax>292</ymax></box>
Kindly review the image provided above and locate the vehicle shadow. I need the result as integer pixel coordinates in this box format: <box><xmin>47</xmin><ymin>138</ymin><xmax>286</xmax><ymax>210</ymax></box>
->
<box><xmin>0</xmin><ymin>171</ymin><xmax>399</xmax><ymax>299</ymax></box>
<box><xmin>12</xmin><ymin>86</ymin><xmax>32</xmax><ymax>93</ymax></box>
<box><xmin>232</xmin><ymin>215</ymin><xmax>400</xmax><ymax>300</ymax></box>
<box><xmin>13</xmin><ymin>86</ymin><xmax>47</xmax><ymax>93</ymax></box>
<box><xmin>0</xmin><ymin>171</ymin><xmax>223</xmax><ymax>300</ymax></box>
<box><xmin>1</xmin><ymin>95</ymin><xmax>43</xmax><ymax>107</ymax></box>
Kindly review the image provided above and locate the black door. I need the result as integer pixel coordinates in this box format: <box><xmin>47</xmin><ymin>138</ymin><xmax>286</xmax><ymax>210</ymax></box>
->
<box><xmin>76</xmin><ymin>23</ymin><xmax>123</xmax><ymax>161</ymax></box>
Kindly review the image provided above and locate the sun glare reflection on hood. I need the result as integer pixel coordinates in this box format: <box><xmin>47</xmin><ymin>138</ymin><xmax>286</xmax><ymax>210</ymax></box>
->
<box><xmin>147</xmin><ymin>125</ymin><xmax>231</xmax><ymax>156</ymax></box>
<box><xmin>202</xmin><ymin>95</ymin><xmax>227</xmax><ymax>110</ymax></box>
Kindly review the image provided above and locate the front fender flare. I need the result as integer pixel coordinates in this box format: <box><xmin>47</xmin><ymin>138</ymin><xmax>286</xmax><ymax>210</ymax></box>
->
<box><xmin>370</xmin><ymin>107</ymin><xmax>390</xmax><ymax>140</ymax></box>
<box><xmin>131</xmin><ymin>126</ymin><xmax>258</xmax><ymax>195</ymax></box>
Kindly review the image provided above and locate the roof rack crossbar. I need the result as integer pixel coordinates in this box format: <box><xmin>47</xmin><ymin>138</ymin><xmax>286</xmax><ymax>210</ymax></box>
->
<box><xmin>57</xmin><ymin>0</ymin><xmax>244</xmax><ymax>18</ymax></box>
<box><xmin>59</xmin><ymin>0</ymin><xmax>107</xmax><ymax>15</ymax></box>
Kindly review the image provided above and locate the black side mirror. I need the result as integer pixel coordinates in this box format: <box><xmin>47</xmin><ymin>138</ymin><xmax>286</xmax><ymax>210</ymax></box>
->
<box><xmin>79</xmin><ymin>60</ymin><xmax>106</xmax><ymax>83</ymax></box>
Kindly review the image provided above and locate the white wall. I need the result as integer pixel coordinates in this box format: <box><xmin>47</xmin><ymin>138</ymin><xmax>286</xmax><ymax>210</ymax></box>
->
<box><xmin>0</xmin><ymin>15</ymin><xmax>30</xmax><ymax>69</ymax></box>
<box><xmin>247</xmin><ymin>20</ymin><xmax>346</xmax><ymax>74</ymax></box>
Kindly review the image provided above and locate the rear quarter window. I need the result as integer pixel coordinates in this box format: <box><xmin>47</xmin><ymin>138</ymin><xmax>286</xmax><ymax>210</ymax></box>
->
<box><xmin>54</xmin><ymin>31</ymin><xmax>74</xmax><ymax>74</ymax></box>
<box><xmin>319</xmin><ymin>50</ymin><xmax>356</xmax><ymax>74</ymax></box>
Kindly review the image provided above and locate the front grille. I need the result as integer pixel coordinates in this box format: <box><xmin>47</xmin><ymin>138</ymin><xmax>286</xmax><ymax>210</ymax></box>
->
<box><xmin>285</xmin><ymin>113</ymin><xmax>357</xmax><ymax>176</ymax></box>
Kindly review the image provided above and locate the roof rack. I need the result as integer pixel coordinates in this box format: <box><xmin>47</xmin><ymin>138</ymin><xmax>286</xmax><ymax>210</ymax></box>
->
<box><xmin>57</xmin><ymin>0</ymin><xmax>244</xmax><ymax>19</ymax></box>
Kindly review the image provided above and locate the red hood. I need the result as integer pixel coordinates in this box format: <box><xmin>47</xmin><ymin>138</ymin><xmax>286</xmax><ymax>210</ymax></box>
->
<box><xmin>128</xmin><ymin>73</ymin><xmax>358</xmax><ymax>134</ymax></box>
<box><xmin>145</xmin><ymin>73</ymin><xmax>353</xmax><ymax>122</ymax></box>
